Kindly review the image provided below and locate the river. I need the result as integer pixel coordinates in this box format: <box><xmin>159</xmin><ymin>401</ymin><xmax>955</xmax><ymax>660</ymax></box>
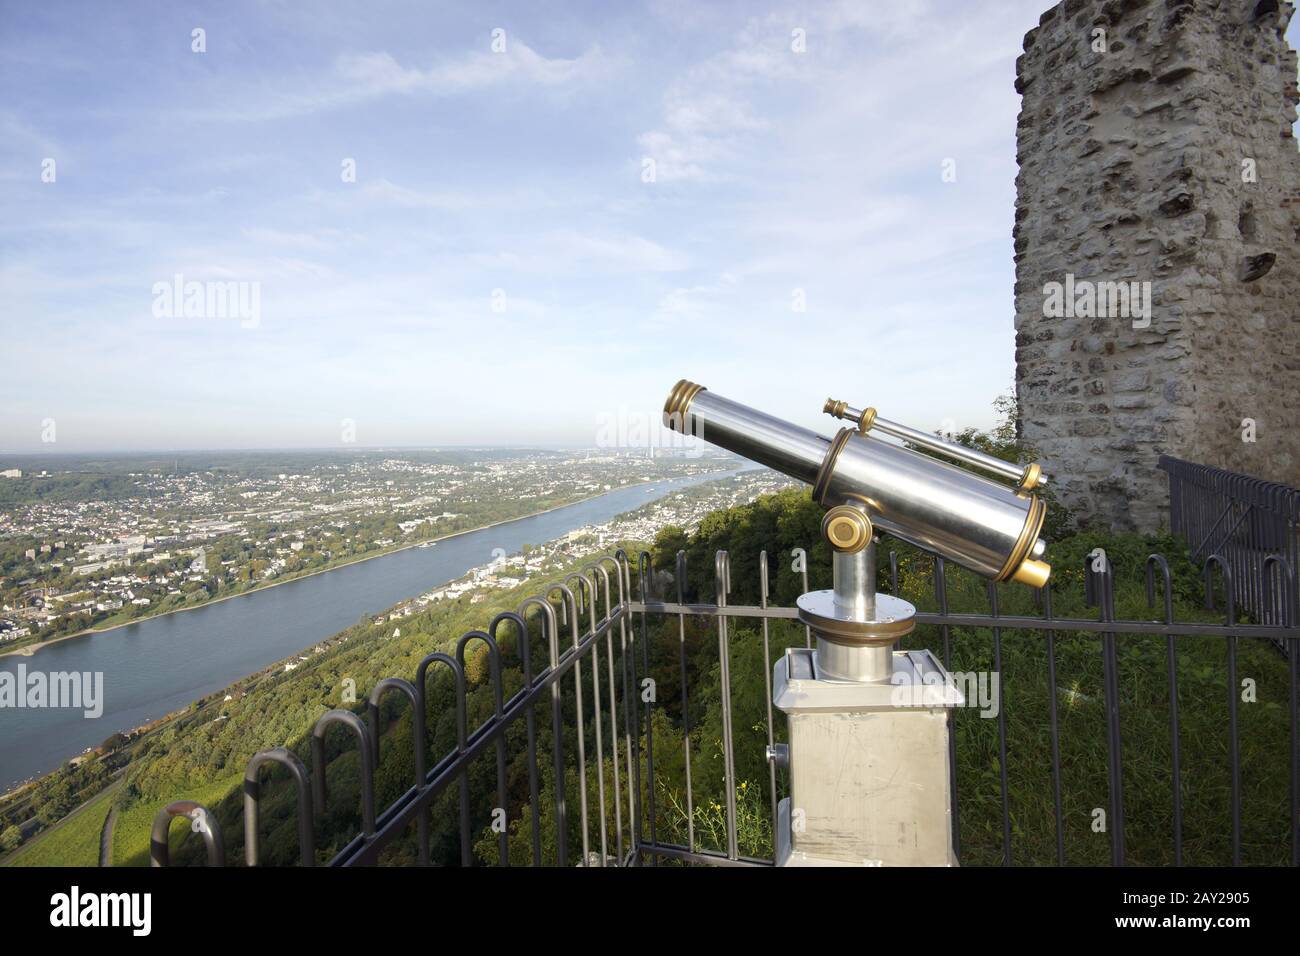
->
<box><xmin>0</xmin><ymin>470</ymin><xmax>739</xmax><ymax>791</ymax></box>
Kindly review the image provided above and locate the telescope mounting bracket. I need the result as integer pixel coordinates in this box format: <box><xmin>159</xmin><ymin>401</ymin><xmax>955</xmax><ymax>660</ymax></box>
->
<box><xmin>795</xmin><ymin>501</ymin><xmax>917</xmax><ymax>683</ymax></box>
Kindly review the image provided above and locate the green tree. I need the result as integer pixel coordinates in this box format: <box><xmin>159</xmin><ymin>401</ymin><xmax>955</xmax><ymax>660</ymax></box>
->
<box><xmin>0</xmin><ymin>825</ymin><xmax>22</xmax><ymax>852</ymax></box>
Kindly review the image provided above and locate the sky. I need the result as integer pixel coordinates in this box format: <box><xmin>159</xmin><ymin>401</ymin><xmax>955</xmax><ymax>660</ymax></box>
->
<box><xmin>5</xmin><ymin>0</ymin><xmax>1284</xmax><ymax>454</ymax></box>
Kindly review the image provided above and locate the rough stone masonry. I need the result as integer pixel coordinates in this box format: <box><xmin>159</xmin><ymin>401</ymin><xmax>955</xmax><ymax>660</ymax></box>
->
<box><xmin>1013</xmin><ymin>0</ymin><xmax>1299</xmax><ymax>531</ymax></box>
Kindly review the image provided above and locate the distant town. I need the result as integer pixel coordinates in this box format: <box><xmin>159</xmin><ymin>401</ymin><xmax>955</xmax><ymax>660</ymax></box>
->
<box><xmin>0</xmin><ymin>448</ymin><xmax>755</xmax><ymax>653</ymax></box>
<box><xmin>365</xmin><ymin>467</ymin><xmax>793</xmax><ymax>645</ymax></box>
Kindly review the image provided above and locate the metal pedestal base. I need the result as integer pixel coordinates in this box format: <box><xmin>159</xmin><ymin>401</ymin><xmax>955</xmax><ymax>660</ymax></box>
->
<box><xmin>772</xmin><ymin>647</ymin><xmax>962</xmax><ymax>867</ymax></box>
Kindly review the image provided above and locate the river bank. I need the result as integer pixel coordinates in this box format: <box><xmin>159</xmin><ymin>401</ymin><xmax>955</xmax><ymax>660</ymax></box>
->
<box><xmin>0</xmin><ymin>475</ymin><xmax>715</xmax><ymax>662</ymax></box>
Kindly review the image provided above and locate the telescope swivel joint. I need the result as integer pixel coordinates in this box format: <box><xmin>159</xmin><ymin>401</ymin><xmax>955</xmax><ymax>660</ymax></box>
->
<box><xmin>822</xmin><ymin>505</ymin><xmax>873</xmax><ymax>554</ymax></box>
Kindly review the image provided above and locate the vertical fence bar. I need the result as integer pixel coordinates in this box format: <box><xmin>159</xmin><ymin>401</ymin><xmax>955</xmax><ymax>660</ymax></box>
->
<box><xmin>150</xmin><ymin>802</ymin><xmax>224</xmax><ymax>867</ymax></box>
<box><xmin>493</xmin><ymin>611</ymin><xmax>539</xmax><ymax>866</ymax></box>
<box><xmin>716</xmin><ymin>550</ymin><xmax>740</xmax><ymax>861</ymax></box>
<box><xmin>607</xmin><ymin>553</ymin><xmax>642</xmax><ymax>864</ymax></box>
<box><xmin>935</xmin><ymin>556</ymin><xmax>961</xmax><ymax>862</ymax></box>
<box><xmin>986</xmin><ymin>581</ymin><xmax>1012</xmax><ymax>865</ymax></box>
<box><xmin>1042</xmin><ymin>582</ymin><xmax>1065</xmax><ymax>865</ymax></box>
<box><xmin>570</xmin><ymin>573</ymin><xmax>608</xmax><ymax>866</ymax></box>
<box><xmin>1264</xmin><ymin>556</ymin><xmax>1300</xmax><ymax>866</ymax></box>
<box><xmin>366</xmin><ymin>678</ymin><xmax>425</xmax><ymax>864</ymax></box>
<box><xmin>1146</xmin><ymin>555</ymin><xmax>1182</xmax><ymax>865</ymax></box>
<box><xmin>310</xmin><ymin>710</ymin><xmax>377</xmax><ymax>844</ymax></box>
<box><xmin>456</xmin><ymin>631</ymin><xmax>509</xmax><ymax>867</ymax></box>
<box><xmin>637</xmin><ymin>551</ymin><xmax>659</xmax><ymax>864</ymax></box>
<box><xmin>1097</xmin><ymin>556</ymin><xmax>1126</xmax><ymax>865</ymax></box>
<box><xmin>586</xmin><ymin>564</ymin><xmax>626</xmax><ymax>864</ymax></box>
<box><xmin>889</xmin><ymin>549</ymin><xmax>900</xmax><ymax>653</ymax></box>
<box><xmin>520</xmin><ymin>596</ymin><xmax>566</xmax><ymax>867</ymax></box>
<box><xmin>794</xmin><ymin>547</ymin><xmax>811</xmax><ymax>648</ymax></box>
<box><xmin>759</xmin><ymin>551</ymin><xmax>780</xmax><ymax>853</ymax></box>
<box><xmin>550</xmin><ymin>583</ymin><xmax>591</xmax><ymax>866</ymax></box>
<box><xmin>1290</xmin><ymin>580</ymin><xmax>1300</xmax><ymax>868</ymax></box>
<box><xmin>244</xmin><ymin>749</ymin><xmax>314</xmax><ymax>867</ymax></box>
<box><xmin>1205</xmin><ymin>556</ymin><xmax>1241</xmax><ymax>865</ymax></box>
<box><xmin>415</xmin><ymin>652</ymin><xmax>467</xmax><ymax>865</ymax></box>
<box><xmin>676</xmin><ymin>550</ymin><xmax>696</xmax><ymax>861</ymax></box>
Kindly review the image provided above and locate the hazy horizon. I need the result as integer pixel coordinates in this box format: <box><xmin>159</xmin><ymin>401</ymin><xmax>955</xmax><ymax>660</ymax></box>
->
<box><xmin>0</xmin><ymin>443</ymin><xmax>735</xmax><ymax>459</ymax></box>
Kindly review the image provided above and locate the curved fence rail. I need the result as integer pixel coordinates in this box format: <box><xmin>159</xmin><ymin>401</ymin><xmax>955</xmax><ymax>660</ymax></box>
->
<box><xmin>154</xmin><ymin>543</ymin><xmax>1300</xmax><ymax>868</ymax></box>
<box><xmin>1160</xmin><ymin>455</ymin><xmax>1300</xmax><ymax>636</ymax></box>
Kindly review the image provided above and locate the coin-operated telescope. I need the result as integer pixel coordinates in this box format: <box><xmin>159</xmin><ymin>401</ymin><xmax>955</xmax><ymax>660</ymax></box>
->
<box><xmin>663</xmin><ymin>380</ymin><xmax>1052</xmax><ymax>866</ymax></box>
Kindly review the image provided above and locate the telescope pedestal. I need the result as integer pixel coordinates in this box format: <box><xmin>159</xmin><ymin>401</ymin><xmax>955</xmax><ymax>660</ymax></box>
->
<box><xmin>772</xmin><ymin>647</ymin><xmax>963</xmax><ymax>867</ymax></box>
<box><xmin>774</xmin><ymin>540</ymin><xmax>963</xmax><ymax>867</ymax></box>
<box><xmin>795</xmin><ymin>540</ymin><xmax>916</xmax><ymax>682</ymax></box>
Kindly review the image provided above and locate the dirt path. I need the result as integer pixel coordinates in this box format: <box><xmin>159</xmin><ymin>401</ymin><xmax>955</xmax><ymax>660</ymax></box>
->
<box><xmin>98</xmin><ymin>805</ymin><xmax>117</xmax><ymax>867</ymax></box>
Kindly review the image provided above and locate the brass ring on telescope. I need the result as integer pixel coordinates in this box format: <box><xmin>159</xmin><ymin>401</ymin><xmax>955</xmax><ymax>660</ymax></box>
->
<box><xmin>1017</xmin><ymin>462</ymin><xmax>1042</xmax><ymax>494</ymax></box>
<box><xmin>812</xmin><ymin>427</ymin><xmax>855</xmax><ymax>505</ymax></box>
<box><xmin>663</xmin><ymin>379</ymin><xmax>705</xmax><ymax>431</ymax></box>
<box><xmin>995</xmin><ymin>494</ymin><xmax>1047</xmax><ymax>584</ymax></box>
<box><xmin>856</xmin><ymin>406</ymin><xmax>878</xmax><ymax>435</ymax></box>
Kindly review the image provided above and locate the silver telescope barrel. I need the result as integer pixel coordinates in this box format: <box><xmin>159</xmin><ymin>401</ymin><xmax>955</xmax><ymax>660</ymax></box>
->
<box><xmin>664</xmin><ymin>381</ymin><xmax>828</xmax><ymax>484</ymax></box>
<box><xmin>664</xmin><ymin>380</ymin><xmax>1050</xmax><ymax>587</ymax></box>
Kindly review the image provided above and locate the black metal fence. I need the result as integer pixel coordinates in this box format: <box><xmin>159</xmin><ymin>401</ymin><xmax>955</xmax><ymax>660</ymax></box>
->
<box><xmin>152</xmin><ymin>544</ymin><xmax>1300</xmax><ymax>868</ymax></box>
<box><xmin>1160</xmin><ymin>455</ymin><xmax>1300</xmax><ymax>632</ymax></box>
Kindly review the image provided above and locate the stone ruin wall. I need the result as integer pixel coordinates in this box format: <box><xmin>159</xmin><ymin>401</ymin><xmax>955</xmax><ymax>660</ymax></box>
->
<box><xmin>1013</xmin><ymin>0</ymin><xmax>1300</xmax><ymax>531</ymax></box>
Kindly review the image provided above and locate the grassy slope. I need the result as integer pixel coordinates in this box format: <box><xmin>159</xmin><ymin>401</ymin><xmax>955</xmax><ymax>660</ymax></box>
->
<box><xmin>3</xmin><ymin>778</ymin><xmax>121</xmax><ymax>867</ymax></box>
<box><xmin>111</xmin><ymin>775</ymin><xmax>241</xmax><ymax>867</ymax></box>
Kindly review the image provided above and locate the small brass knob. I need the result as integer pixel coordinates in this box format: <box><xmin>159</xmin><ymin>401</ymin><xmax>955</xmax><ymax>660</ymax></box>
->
<box><xmin>1017</xmin><ymin>462</ymin><xmax>1043</xmax><ymax>493</ymax></box>
<box><xmin>822</xmin><ymin>505</ymin><xmax>873</xmax><ymax>553</ymax></box>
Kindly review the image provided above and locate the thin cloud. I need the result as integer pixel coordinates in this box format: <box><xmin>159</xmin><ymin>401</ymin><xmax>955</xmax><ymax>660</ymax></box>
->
<box><xmin>189</xmin><ymin>40</ymin><xmax>616</xmax><ymax>122</ymax></box>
